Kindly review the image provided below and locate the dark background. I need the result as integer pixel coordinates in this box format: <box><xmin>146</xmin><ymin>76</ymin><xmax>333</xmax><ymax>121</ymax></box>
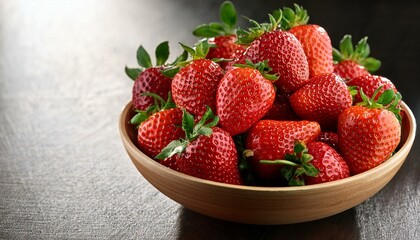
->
<box><xmin>1</xmin><ymin>0</ymin><xmax>419</xmax><ymax>239</ymax></box>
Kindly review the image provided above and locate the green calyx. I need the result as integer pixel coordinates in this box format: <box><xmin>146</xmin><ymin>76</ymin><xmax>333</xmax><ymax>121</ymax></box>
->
<box><xmin>125</xmin><ymin>41</ymin><xmax>189</xmax><ymax>80</ymax></box>
<box><xmin>333</xmin><ymin>35</ymin><xmax>381</xmax><ymax>73</ymax></box>
<box><xmin>130</xmin><ymin>92</ymin><xmax>176</xmax><ymax>126</ymax></box>
<box><xmin>155</xmin><ymin>106</ymin><xmax>219</xmax><ymax>160</ymax></box>
<box><xmin>125</xmin><ymin>41</ymin><xmax>170</xmax><ymax>80</ymax></box>
<box><xmin>236</xmin><ymin>9</ymin><xmax>283</xmax><ymax>44</ymax></box>
<box><xmin>234</xmin><ymin>59</ymin><xmax>279</xmax><ymax>81</ymax></box>
<box><xmin>356</xmin><ymin>86</ymin><xmax>402</xmax><ymax>122</ymax></box>
<box><xmin>280</xmin><ymin>4</ymin><xmax>309</xmax><ymax>30</ymax></box>
<box><xmin>193</xmin><ymin>1</ymin><xmax>238</xmax><ymax>37</ymax></box>
<box><xmin>259</xmin><ymin>140</ymin><xmax>319</xmax><ymax>186</ymax></box>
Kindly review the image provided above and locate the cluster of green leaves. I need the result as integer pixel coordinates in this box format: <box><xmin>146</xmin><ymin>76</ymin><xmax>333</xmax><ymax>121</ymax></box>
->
<box><xmin>156</xmin><ymin>107</ymin><xmax>219</xmax><ymax>160</ymax></box>
<box><xmin>193</xmin><ymin>1</ymin><xmax>237</xmax><ymax>37</ymax></box>
<box><xmin>236</xmin><ymin>10</ymin><xmax>282</xmax><ymax>44</ymax></box>
<box><xmin>260</xmin><ymin>141</ymin><xmax>319</xmax><ymax>186</ymax></box>
<box><xmin>280</xmin><ymin>4</ymin><xmax>309</xmax><ymax>30</ymax></box>
<box><xmin>333</xmin><ymin>35</ymin><xmax>381</xmax><ymax>73</ymax></box>
<box><xmin>130</xmin><ymin>92</ymin><xmax>176</xmax><ymax>126</ymax></box>
<box><xmin>357</xmin><ymin>86</ymin><xmax>402</xmax><ymax>122</ymax></box>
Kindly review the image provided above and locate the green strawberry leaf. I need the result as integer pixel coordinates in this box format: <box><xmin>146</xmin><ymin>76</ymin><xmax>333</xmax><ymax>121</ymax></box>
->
<box><xmin>289</xmin><ymin>177</ymin><xmax>304</xmax><ymax>186</ymax></box>
<box><xmin>339</xmin><ymin>35</ymin><xmax>354</xmax><ymax>59</ymax></box>
<box><xmin>193</xmin><ymin>24</ymin><xmax>223</xmax><ymax>38</ymax></box>
<box><xmin>360</xmin><ymin>57</ymin><xmax>381</xmax><ymax>73</ymax></box>
<box><xmin>130</xmin><ymin>110</ymin><xmax>150</xmax><ymax>125</ymax></box>
<box><xmin>155</xmin><ymin>41</ymin><xmax>170</xmax><ymax>66</ymax></box>
<box><xmin>155</xmin><ymin>140</ymin><xmax>188</xmax><ymax>160</ymax></box>
<box><xmin>161</xmin><ymin>66</ymin><xmax>180</xmax><ymax>78</ymax></box>
<box><xmin>302</xmin><ymin>163</ymin><xmax>319</xmax><ymax>177</ymax></box>
<box><xmin>197</xmin><ymin>126</ymin><xmax>213</xmax><ymax>137</ymax></box>
<box><xmin>332</xmin><ymin>48</ymin><xmax>343</xmax><ymax>62</ymax></box>
<box><xmin>125</xmin><ymin>66</ymin><xmax>142</xmax><ymax>80</ymax></box>
<box><xmin>182</xmin><ymin>108</ymin><xmax>195</xmax><ymax>140</ymax></box>
<box><xmin>136</xmin><ymin>45</ymin><xmax>153</xmax><ymax>68</ymax></box>
<box><xmin>171</xmin><ymin>50</ymin><xmax>189</xmax><ymax>65</ymax></box>
<box><xmin>281</xmin><ymin>166</ymin><xmax>294</xmax><ymax>181</ymax></box>
<box><xmin>220</xmin><ymin>1</ymin><xmax>237</xmax><ymax>32</ymax></box>
<box><xmin>377</xmin><ymin>89</ymin><xmax>395</xmax><ymax>105</ymax></box>
<box><xmin>195</xmin><ymin>40</ymin><xmax>210</xmax><ymax>59</ymax></box>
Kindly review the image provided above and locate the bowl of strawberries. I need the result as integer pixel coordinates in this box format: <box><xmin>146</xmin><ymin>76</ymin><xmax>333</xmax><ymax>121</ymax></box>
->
<box><xmin>119</xmin><ymin>2</ymin><xmax>416</xmax><ymax>224</ymax></box>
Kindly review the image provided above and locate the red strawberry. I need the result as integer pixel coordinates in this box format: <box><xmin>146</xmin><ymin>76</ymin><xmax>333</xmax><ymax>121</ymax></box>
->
<box><xmin>260</xmin><ymin>141</ymin><xmax>350</xmax><ymax>185</ymax></box>
<box><xmin>125</xmin><ymin>42</ymin><xmax>176</xmax><ymax>111</ymax></box>
<box><xmin>289</xmin><ymin>73</ymin><xmax>352</xmax><ymax>130</ymax></box>
<box><xmin>157</xmin><ymin>107</ymin><xmax>242</xmax><ymax>185</ymax></box>
<box><xmin>245</xmin><ymin>120</ymin><xmax>321</xmax><ymax>181</ymax></box>
<box><xmin>171</xmin><ymin>41</ymin><xmax>224</xmax><ymax>118</ymax></box>
<box><xmin>338</xmin><ymin>88</ymin><xmax>402</xmax><ymax>174</ymax></box>
<box><xmin>216</xmin><ymin>60</ymin><xmax>276</xmax><ymax>136</ymax></box>
<box><xmin>206</xmin><ymin>35</ymin><xmax>245</xmax><ymax>68</ymax></box>
<box><xmin>236</xmin><ymin>11</ymin><xmax>309</xmax><ymax>92</ymax></box>
<box><xmin>305</xmin><ymin>142</ymin><xmax>350</xmax><ymax>184</ymax></box>
<box><xmin>264</xmin><ymin>90</ymin><xmax>299</xmax><ymax>120</ymax></box>
<box><xmin>333</xmin><ymin>35</ymin><xmax>381</xmax><ymax>80</ymax></box>
<box><xmin>316</xmin><ymin>131</ymin><xmax>339</xmax><ymax>150</ymax></box>
<box><xmin>346</xmin><ymin>74</ymin><xmax>397</xmax><ymax>104</ymax></box>
<box><xmin>193</xmin><ymin>1</ymin><xmax>244</xmax><ymax>69</ymax></box>
<box><xmin>137</xmin><ymin>108</ymin><xmax>184</xmax><ymax>170</ymax></box>
<box><xmin>281</xmin><ymin>4</ymin><xmax>333</xmax><ymax>78</ymax></box>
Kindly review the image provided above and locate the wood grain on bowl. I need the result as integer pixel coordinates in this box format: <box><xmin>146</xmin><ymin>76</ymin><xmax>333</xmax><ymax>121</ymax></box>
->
<box><xmin>119</xmin><ymin>101</ymin><xmax>416</xmax><ymax>225</ymax></box>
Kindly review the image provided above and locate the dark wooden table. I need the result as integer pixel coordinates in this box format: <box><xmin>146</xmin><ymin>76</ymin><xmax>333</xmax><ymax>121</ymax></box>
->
<box><xmin>1</xmin><ymin>0</ymin><xmax>419</xmax><ymax>239</ymax></box>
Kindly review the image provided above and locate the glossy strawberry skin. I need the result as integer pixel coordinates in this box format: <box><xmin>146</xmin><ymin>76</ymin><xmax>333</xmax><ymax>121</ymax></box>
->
<box><xmin>333</xmin><ymin>60</ymin><xmax>370</xmax><ymax>80</ymax></box>
<box><xmin>316</xmin><ymin>131</ymin><xmax>339</xmax><ymax>150</ymax></box>
<box><xmin>137</xmin><ymin>108</ymin><xmax>184</xmax><ymax>170</ymax></box>
<box><xmin>289</xmin><ymin>25</ymin><xmax>333</xmax><ymax>78</ymax></box>
<box><xmin>172</xmin><ymin>59</ymin><xmax>224</xmax><ymax>118</ymax></box>
<box><xmin>264</xmin><ymin>90</ymin><xmax>299</xmax><ymax>120</ymax></box>
<box><xmin>289</xmin><ymin>73</ymin><xmax>352</xmax><ymax>130</ymax></box>
<box><xmin>305</xmin><ymin>142</ymin><xmax>350</xmax><ymax>184</ymax></box>
<box><xmin>246</xmin><ymin>120</ymin><xmax>321</xmax><ymax>180</ymax></box>
<box><xmin>239</xmin><ymin>30</ymin><xmax>309</xmax><ymax>92</ymax></box>
<box><xmin>338</xmin><ymin>106</ymin><xmax>401</xmax><ymax>174</ymax></box>
<box><xmin>216</xmin><ymin>67</ymin><xmax>275</xmax><ymax>136</ymax></box>
<box><xmin>132</xmin><ymin>67</ymin><xmax>172</xmax><ymax>111</ymax></box>
<box><xmin>346</xmin><ymin>75</ymin><xmax>398</xmax><ymax>104</ymax></box>
<box><xmin>206</xmin><ymin>35</ymin><xmax>245</xmax><ymax>69</ymax></box>
<box><xmin>176</xmin><ymin>127</ymin><xmax>242</xmax><ymax>185</ymax></box>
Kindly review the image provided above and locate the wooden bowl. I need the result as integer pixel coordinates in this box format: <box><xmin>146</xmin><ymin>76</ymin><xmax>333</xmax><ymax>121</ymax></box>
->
<box><xmin>119</xmin><ymin>101</ymin><xmax>416</xmax><ymax>225</ymax></box>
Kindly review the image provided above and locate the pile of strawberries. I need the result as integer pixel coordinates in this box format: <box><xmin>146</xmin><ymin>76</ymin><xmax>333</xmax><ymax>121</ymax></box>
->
<box><xmin>125</xmin><ymin>2</ymin><xmax>403</xmax><ymax>186</ymax></box>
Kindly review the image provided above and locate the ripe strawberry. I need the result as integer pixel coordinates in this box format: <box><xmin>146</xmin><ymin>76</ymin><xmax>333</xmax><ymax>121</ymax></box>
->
<box><xmin>171</xmin><ymin>41</ymin><xmax>224</xmax><ymax>118</ymax></box>
<box><xmin>137</xmin><ymin>108</ymin><xmax>184</xmax><ymax>170</ymax></box>
<box><xmin>131</xmin><ymin>93</ymin><xmax>182</xmax><ymax>170</ymax></box>
<box><xmin>192</xmin><ymin>1</ymin><xmax>245</xmax><ymax>69</ymax></box>
<box><xmin>216</xmin><ymin>60</ymin><xmax>276</xmax><ymax>136</ymax></box>
<box><xmin>316</xmin><ymin>131</ymin><xmax>339</xmax><ymax>150</ymax></box>
<box><xmin>333</xmin><ymin>35</ymin><xmax>381</xmax><ymax>80</ymax></box>
<box><xmin>125</xmin><ymin>41</ymin><xmax>178</xmax><ymax>111</ymax></box>
<box><xmin>264</xmin><ymin>90</ymin><xmax>299</xmax><ymax>120</ymax></box>
<box><xmin>206</xmin><ymin>35</ymin><xmax>245</xmax><ymax>69</ymax></box>
<box><xmin>338</xmin><ymin>87</ymin><xmax>402</xmax><ymax>174</ymax></box>
<box><xmin>260</xmin><ymin>141</ymin><xmax>350</xmax><ymax>185</ymax></box>
<box><xmin>289</xmin><ymin>73</ymin><xmax>352</xmax><ymax>130</ymax></box>
<box><xmin>305</xmin><ymin>142</ymin><xmax>350</xmax><ymax>184</ymax></box>
<box><xmin>280</xmin><ymin>4</ymin><xmax>333</xmax><ymax>78</ymax></box>
<box><xmin>236</xmin><ymin>10</ymin><xmax>309</xmax><ymax>92</ymax></box>
<box><xmin>157</xmin><ymin>107</ymin><xmax>242</xmax><ymax>185</ymax></box>
<box><xmin>346</xmin><ymin>74</ymin><xmax>397</xmax><ymax>104</ymax></box>
<box><xmin>245</xmin><ymin>120</ymin><xmax>321</xmax><ymax>181</ymax></box>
